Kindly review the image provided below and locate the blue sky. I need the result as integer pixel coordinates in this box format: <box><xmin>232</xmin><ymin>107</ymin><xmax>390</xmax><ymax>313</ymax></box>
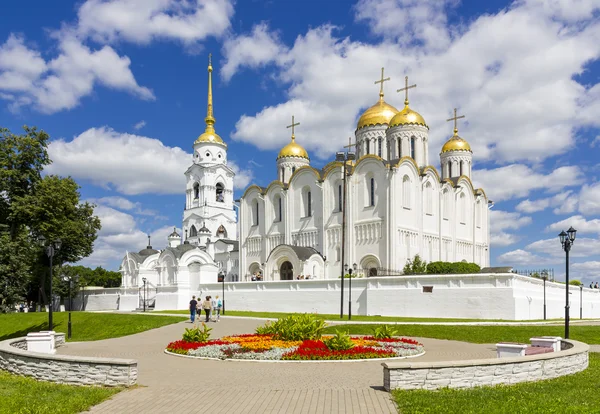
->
<box><xmin>1</xmin><ymin>0</ymin><xmax>599</xmax><ymax>281</ymax></box>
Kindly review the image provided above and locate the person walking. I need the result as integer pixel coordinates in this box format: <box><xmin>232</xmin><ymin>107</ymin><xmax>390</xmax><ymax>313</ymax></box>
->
<box><xmin>202</xmin><ymin>296</ymin><xmax>212</xmax><ymax>322</ymax></box>
<box><xmin>213</xmin><ymin>295</ymin><xmax>222</xmax><ymax>322</ymax></box>
<box><xmin>189</xmin><ymin>296</ymin><xmax>198</xmax><ymax>323</ymax></box>
<box><xmin>211</xmin><ymin>296</ymin><xmax>218</xmax><ymax>322</ymax></box>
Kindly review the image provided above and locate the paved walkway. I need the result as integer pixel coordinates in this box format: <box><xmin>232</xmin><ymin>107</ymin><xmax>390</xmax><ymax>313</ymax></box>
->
<box><xmin>58</xmin><ymin>317</ymin><xmax>497</xmax><ymax>414</ymax></box>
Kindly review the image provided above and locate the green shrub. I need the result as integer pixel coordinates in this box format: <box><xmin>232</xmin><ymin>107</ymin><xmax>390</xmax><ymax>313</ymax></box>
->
<box><xmin>403</xmin><ymin>254</ymin><xmax>428</xmax><ymax>275</ymax></box>
<box><xmin>255</xmin><ymin>314</ymin><xmax>326</xmax><ymax>341</ymax></box>
<box><xmin>426</xmin><ymin>261</ymin><xmax>481</xmax><ymax>274</ymax></box>
<box><xmin>182</xmin><ymin>323</ymin><xmax>212</xmax><ymax>342</ymax></box>
<box><xmin>372</xmin><ymin>324</ymin><xmax>398</xmax><ymax>339</ymax></box>
<box><xmin>569</xmin><ymin>279</ymin><xmax>582</xmax><ymax>286</ymax></box>
<box><xmin>323</xmin><ymin>329</ymin><xmax>354</xmax><ymax>351</ymax></box>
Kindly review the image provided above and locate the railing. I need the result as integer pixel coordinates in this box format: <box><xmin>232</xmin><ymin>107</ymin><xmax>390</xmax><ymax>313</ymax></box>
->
<box><xmin>512</xmin><ymin>269</ymin><xmax>555</xmax><ymax>281</ymax></box>
<box><xmin>138</xmin><ymin>281</ymin><xmax>158</xmax><ymax>309</ymax></box>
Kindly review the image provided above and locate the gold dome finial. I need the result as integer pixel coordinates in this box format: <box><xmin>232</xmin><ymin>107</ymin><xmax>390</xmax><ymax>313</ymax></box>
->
<box><xmin>446</xmin><ymin>108</ymin><xmax>465</xmax><ymax>136</ymax></box>
<box><xmin>356</xmin><ymin>68</ymin><xmax>399</xmax><ymax>130</ymax></box>
<box><xmin>374</xmin><ymin>67</ymin><xmax>390</xmax><ymax>100</ymax></box>
<box><xmin>397</xmin><ymin>75</ymin><xmax>417</xmax><ymax>106</ymax></box>
<box><xmin>195</xmin><ymin>53</ymin><xmax>225</xmax><ymax>145</ymax></box>
<box><xmin>388</xmin><ymin>75</ymin><xmax>427</xmax><ymax>128</ymax></box>
<box><xmin>278</xmin><ymin>115</ymin><xmax>309</xmax><ymax>160</ymax></box>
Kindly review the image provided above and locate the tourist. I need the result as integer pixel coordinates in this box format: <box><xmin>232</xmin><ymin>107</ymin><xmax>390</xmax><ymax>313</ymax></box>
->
<box><xmin>189</xmin><ymin>296</ymin><xmax>197</xmax><ymax>323</ymax></box>
<box><xmin>202</xmin><ymin>296</ymin><xmax>212</xmax><ymax>322</ymax></box>
<box><xmin>211</xmin><ymin>296</ymin><xmax>218</xmax><ymax>321</ymax></box>
<box><xmin>214</xmin><ymin>295</ymin><xmax>221</xmax><ymax>322</ymax></box>
<box><xmin>595</xmin><ymin>282</ymin><xmax>599</xmax><ymax>289</ymax></box>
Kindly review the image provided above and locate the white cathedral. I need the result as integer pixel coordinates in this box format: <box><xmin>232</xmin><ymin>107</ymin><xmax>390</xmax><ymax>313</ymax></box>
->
<box><xmin>119</xmin><ymin>58</ymin><xmax>490</xmax><ymax>304</ymax></box>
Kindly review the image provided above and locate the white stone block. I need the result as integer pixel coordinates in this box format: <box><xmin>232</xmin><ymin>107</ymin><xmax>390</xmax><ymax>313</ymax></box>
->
<box><xmin>496</xmin><ymin>343</ymin><xmax>527</xmax><ymax>358</ymax></box>
<box><xmin>530</xmin><ymin>336</ymin><xmax>561</xmax><ymax>352</ymax></box>
<box><xmin>26</xmin><ymin>332</ymin><xmax>56</xmax><ymax>355</ymax></box>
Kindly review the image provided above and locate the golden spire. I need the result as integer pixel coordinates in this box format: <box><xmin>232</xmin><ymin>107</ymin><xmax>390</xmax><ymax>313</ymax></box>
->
<box><xmin>195</xmin><ymin>53</ymin><xmax>225</xmax><ymax>145</ymax></box>
<box><xmin>446</xmin><ymin>108</ymin><xmax>466</xmax><ymax>136</ymax></box>
<box><xmin>397</xmin><ymin>75</ymin><xmax>417</xmax><ymax>106</ymax></box>
<box><xmin>374</xmin><ymin>67</ymin><xmax>390</xmax><ymax>100</ymax></box>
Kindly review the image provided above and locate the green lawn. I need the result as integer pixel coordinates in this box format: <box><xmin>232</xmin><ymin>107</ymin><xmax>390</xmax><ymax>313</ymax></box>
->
<box><xmin>323</xmin><ymin>324</ymin><xmax>600</xmax><ymax>344</ymax></box>
<box><xmin>0</xmin><ymin>312</ymin><xmax>187</xmax><ymax>342</ymax></box>
<box><xmin>154</xmin><ymin>309</ymin><xmax>573</xmax><ymax>323</ymax></box>
<box><xmin>393</xmin><ymin>353</ymin><xmax>600</xmax><ymax>413</ymax></box>
<box><xmin>0</xmin><ymin>370</ymin><xmax>121</xmax><ymax>414</ymax></box>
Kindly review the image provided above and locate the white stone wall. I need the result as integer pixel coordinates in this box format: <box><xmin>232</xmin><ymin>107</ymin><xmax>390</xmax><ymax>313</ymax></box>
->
<box><xmin>383</xmin><ymin>340</ymin><xmax>589</xmax><ymax>391</ymax></box>
<box><xmin>0</xmin><ymin>338</ymin><xmax>137</xmax><ymax>387</ymax></box>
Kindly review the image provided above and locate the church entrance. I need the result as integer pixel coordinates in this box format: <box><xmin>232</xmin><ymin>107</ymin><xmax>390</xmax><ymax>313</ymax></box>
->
<box><xmin>280</xmin><ymin>261</ymin><xmax>294</xmax><ymax>280</ymax></box>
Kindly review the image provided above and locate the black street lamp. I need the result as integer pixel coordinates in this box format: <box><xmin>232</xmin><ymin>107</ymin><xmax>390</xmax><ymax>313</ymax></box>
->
<box><xmin>38</xmin><ymin>236</ymin><xmax>62</xmax><ymax>331</ymax></box>
<box><xmin>541</xmin><ymin>271</ymin><xmax>548</xmax><ymax>320</ymax></box>
<box><xmin>345</xmin><ymin>263</ymin><xmax>358</xmax><ymax>320</ymax></box>
<box><xmin>558</xmin><ymin>226</ymin><xmax>577</xmax><ymax>339</ymax></box>
<box><xmin>62</xmin><ymin>274</ymin><xmax>79</xmax><ymax>339</ymax></box>
<box><xmin>580</xmin><ymin>285</ymin><xmax>583</xmax><ymax>320</ymax></box>
<box><xmin>219</xmin><ymin>271</ymin><xmax>225</xmax><ymax>315</ymax></box>
<box><xmin>336</xmin><ymin>148</ymin><xmax>356</xmax><ymax>319</ymax></box>
<box><xmin>142</xmin><ymin>277</ymin><xmax>147</xmax><ymax>312</ymax></box>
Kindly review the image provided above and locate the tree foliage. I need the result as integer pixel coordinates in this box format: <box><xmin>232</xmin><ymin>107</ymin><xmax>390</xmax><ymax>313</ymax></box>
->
<box><xmin>426</xmin><ymin>261</ymin><xmax>481</xmax><ymax>274</ymax></box>
<box><xmin>403</xmin><ymin>254</ymin><xmax>428</xmax><ymax>275</ymax></box>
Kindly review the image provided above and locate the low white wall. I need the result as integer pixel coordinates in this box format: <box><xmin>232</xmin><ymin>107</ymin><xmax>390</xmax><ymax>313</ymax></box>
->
<box><xmin>383</xmin><ymin>340</ymin><xmax>589</xmax><ymax>391</ymax></box>
<box><xmin>77</xmin><ymin>274</ymin><xmax>600</xmax><ymax>320</ymax></box>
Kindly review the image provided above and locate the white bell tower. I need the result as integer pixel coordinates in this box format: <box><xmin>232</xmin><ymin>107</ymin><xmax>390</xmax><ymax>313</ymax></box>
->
<box><xmin>183</xmin><ymin>54</ymin><xmax>236</xmax><ymax>246</ymax></box>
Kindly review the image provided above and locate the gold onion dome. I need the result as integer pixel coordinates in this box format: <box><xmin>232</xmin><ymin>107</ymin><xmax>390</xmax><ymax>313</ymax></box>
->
<box><xmin>441</xmin><ymin>134</ymin><xmax>471</xmax><ymax>153</ymax></box>
<box><xmin>277</xmin><ymin>137</ymin><xmax>309</xmax><ymax>160</ymax></box>
<box><xmin>357</xmin><ymin>98</ymin><xmax>399</xmax><ymax>130</ymax></box>
<box><xmin>389</xmin><ymin>104</ymin><xmax>427</xmax><ymax>128</ymax></box>
<box><xmin>195</xmin><ymin>54</ymin><xmax>226</xmax><ymax>146</ymax></box>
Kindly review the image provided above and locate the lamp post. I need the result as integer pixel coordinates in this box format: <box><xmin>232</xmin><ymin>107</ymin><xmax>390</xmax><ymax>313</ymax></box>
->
<box><xmin>558</xmin><ymin>226</ymin><xmax>577</xmax><ymax>339</ymax></box>
<box><xmin>37</xmin><ymin>236</ymin><xmax>62</xmax><ymax>331</ymax></box>
<box><xmin>142</xmin><ymin>277</ymin><xmax>147</xmax><ymax>312</ymax></box>
<box><xmin>580</xmin><ymin>285</ymin><xmax>583</xmax><ymax>320</ymax></box>
<box><xmin>336</xmin><ymin>148</ymin><xmax>356</xmax><ymax>319</ymax></box>
<box><xmin>541</xmin><ymin>271</ymin><xmax>548</xmax><ymax>320</ymax></box>
<box><xmin>220</xmin><ymin>271</ymin><xmax>225</xmax><ymax>315</ymax></box>
<box><xmin>345</xmin><ymin>263</ymin><xmax>357</xmax><ymax>320</ymax></box>
<box><xmin>61</xmin><ymin>274</ymin><xmax>79</xmax><ymax>339</ymax></box>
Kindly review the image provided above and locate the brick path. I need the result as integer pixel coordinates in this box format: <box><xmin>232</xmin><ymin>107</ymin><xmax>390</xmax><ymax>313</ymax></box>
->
<box><xmin>58</xmin><ymin>317</ymin><xmax>497</xmax><ymax>414</ymax></box>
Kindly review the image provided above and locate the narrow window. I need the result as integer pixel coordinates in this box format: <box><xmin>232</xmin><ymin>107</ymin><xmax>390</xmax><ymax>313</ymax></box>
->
<box><xmin>307</xmin><ymin>191</ymin><xmax>312</xmax><ymax>217</ymax></box>
<box><xmin>398</xmin><ymin>139</ymin><xmax>402</xmax><ymax>158</ymax></box>
<box><xmin>278</xmin><ymin>197</ymin><xmax>282</xmax><ymax>222</ymax></box>
<box><xmin>378</xmin><ymin>138</ymin><xmax>382</xmax><ymax>157</ymax></box>
<box><xmin>193</xmin><ymin>183</ymin><xmax>199</xmax><ymax>199</ymax></box>
<box><xmin>402</xmin><ymin>175</ymin><xmax>411</xmax><ymax>209</ymax></box>
<box><xmin>281</xmin><ymin>168</ymin><xmax>285</xmax><ymax>182</ymax></box>
<box><xmin>253</xmin><ymin>201</ymin><xmax>259</xmax><ymax>226</ymax></box>
<box><xmin>460</xmin><ymin>193</ymin><xmax>466</xmax><ymax>224</ymax></box>
<box><xmin>460</xmin><ymin>162</ymin><xmax>463</xmax><ymax>177</ymax></box>
<box><xmin>292</xmin><ymin>166</ymin><xmax>296</xmax><ymax>174</ymax></box>
<box><xmin>366</xmin><ymin>140</ymin><xmax>370</xmax><ymax>154</ymax></box>
<box><xmin>410</xmin><ymin>137</ymin><xmax>415</xmax><ymax>159</ymax></box>
<box><xmin>216</xmin><ymin>183</ymin><xmax>224</xmax><ymax>202</ymax></box>
<box><xmin>189</xmin><ymin>225</ymin><xmax>197</xmax><ymax>237</ymax></box>
<box><xmin>338</xmin><ymin>184</ymin><xmax>342</xmax><ymax>212</ymax></box>
<box><xmin>425</xmin><ymin>182</ymin><xmax>433</xmax><ymax>215</ymax></box>
<box><xmin>370</xmin><ymin>177</ymin><xmax>375</xmax><ymax>206</ymax></box>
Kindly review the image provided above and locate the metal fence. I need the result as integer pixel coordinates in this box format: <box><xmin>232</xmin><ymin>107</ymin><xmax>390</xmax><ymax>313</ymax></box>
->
<box><xmin>512</xmin><ymin>269</ymin><xmax>555</xmax><ymax>281</ymax></box>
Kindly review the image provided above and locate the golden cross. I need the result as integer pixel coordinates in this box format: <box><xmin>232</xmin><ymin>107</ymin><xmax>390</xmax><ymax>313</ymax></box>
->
<box><xmin>446</xmin><ymin>108</ymin><xmax>466</xmax><ymax>135</ymax></box>
<box><xmin>286</xmin><ymin>115</ymin><xmax>300</xmax><ymax>138</ymax></box>
<box><xmin>397</xmin><ymin>76</ymin><xmax>417</xmax><ymax>105</ymax></box>
<box><xmin>343</xmin><ymin>137</ymin><xmax>357</xmax><ymax>149</ymax></box>
<box><xmin>374</xmin><ymin>67</ymin><xmax>390</xmax><ymax>98</ymax></box>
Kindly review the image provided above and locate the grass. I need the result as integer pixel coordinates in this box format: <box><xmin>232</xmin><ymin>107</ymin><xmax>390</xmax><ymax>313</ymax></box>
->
<box><xmin>0</xmin><ymin>370</ymin><xmax>121</xmax><ymax>414</ymax></box>
<box><xmin>0</xmin><ymin>312</ymin><xmax>187</xmax><ymax>342</ymax></box>
<box><xmin>393</xmin><ymin>353</ymin><xmax>600</xmax><ymax>413</ymax></box>
<box><xmin>323</xmin><ymin>324</ymin><xmax>600</xmax><ymax>344</ymax></box>
<box><xmin>153</xmin><ymin>309</ymin><xmax>574</xmax><ymax>323</ymax></box>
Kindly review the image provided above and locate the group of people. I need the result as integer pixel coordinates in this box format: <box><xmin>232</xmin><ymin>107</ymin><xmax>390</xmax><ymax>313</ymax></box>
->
<box><xmin>189</xmin><ymin>295</ymin><xmax>222</xmax><ymax>323</ymax></box>
<box><xmin>589</xmin><ymin>282</ymin><xmax>599</xmax><ymax>289</ymax></box>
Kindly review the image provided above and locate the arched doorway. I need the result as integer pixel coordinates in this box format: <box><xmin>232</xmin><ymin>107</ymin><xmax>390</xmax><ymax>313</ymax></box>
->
<box><xmin>280</xmin><ymin>261</ymin><xmax>294</xmax><ymax>281</ymax></box>
<box><xmin>369</xmin><ymin>268</ymin><xmax>378</xmax><ymax>277</ymax></box>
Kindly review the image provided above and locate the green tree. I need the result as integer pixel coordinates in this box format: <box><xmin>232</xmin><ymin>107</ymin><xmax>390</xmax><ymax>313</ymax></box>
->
<box><xmin>0</xmin><ymin>230</ymin><xmax>36</xmax><ymax>312</ymax></box>
<box><xmin>403</xmin><ymin>254</ymin><xmax>428</xmax><ymax>275</ymax></box>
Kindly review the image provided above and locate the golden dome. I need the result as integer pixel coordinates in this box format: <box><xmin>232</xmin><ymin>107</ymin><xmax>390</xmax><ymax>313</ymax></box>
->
<box><xmin>441</xmin><ymin>135</ymin><xmax>471</xmax><ymax>153</ymax></box>
<box><xmin>357</xmin><ymin>98</ymin><xmax>399</xmax><ymax>130</ymax></box>
<box><xmin>389</xmin><ymin>104</ymin><xmax>427</xmax><ymax>128</ymax></box>
<box><xmin>195</xmin><ymin>128</ymin><xmax>224</xmax><ymax>144</ymax></box>
<box><xmin>277</xmin><ymin>137</ymin><xmax>309</xmax><ymax>160</ymax></box>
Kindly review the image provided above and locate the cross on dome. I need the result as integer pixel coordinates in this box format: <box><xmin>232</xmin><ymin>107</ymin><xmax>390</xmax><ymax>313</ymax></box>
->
<box><xmin>446</xmin><ymin>108</ymin><xmax>466</xmax><ymax>136</ymax></box>
<box><xmin>286</xmin><ymin>115</ymin><xmax>300</xmax><ymax>139</ymax></box>
<box><xmin>397</xmin><ymin>76</ymin><xmax>417</xmax><ymax>106</ymax></box>
<box><xmin>374</xmin><ymin>67</ymin><xmax>390</xmax><ymax>99</ymax></box>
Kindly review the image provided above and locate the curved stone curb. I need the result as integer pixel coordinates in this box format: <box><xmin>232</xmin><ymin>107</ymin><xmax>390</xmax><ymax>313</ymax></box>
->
<box><xmin>382</xmin><ymin>339</ymin><xmax>589</xmax><ymax>391</ymax></box>
<box><xmin>164</xmin><ymin>348</ymin><xmax>426</xmax><ymax>363</ymax></box>
<box><xmin>0</xmin><ymin>337</ymin><xmax>137</xmax><ymax>387</ymax></box>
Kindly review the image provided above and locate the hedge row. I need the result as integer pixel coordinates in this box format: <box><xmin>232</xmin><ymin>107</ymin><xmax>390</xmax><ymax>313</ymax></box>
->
<box><xmin>426</xmin><ymin>261</ymin><xmax>481</xmax><ymax>275</ymax></box>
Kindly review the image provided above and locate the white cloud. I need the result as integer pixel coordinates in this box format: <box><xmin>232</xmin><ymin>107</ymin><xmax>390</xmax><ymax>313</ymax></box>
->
<box><xmin>75</xmin><ymin>0</ymin><xmax>234</xmax><ymax>45</ymax></box>
<box><xmin>591</xmin><ymin>136</ymin><xmax>600</xmax><ymax>147</ymax></box>
<box><xmin>527</xmin><ymin>237</ymin><xmax>600</xmax><ymax>258</ymax></box>
<box><xmin>473</xmin><ymin>165</ymin><xmax>583</xmax><ymax>202</ymax></box>
<box><xmin>489</xmin><ymin>210</ymin><xmax>532</xmax><ymax>246</ymax></box>
<box><xmin>223</xmin><ymin>0</ymin><xmax>600</xmax><ymax>165</ymax></box>
<box><xmin>134</xmin><ymin>120</ymin><xmax>146</xmax><ymax>130</ymax></box>
<box><xmin>545</xmin><ymin>215</ymin><xmax>600</xmax><ymax>234</ymax></box>
<box><xmin>520</xmin><ymin>0</ymin><xmax>600</xmax><ymax>23</ymax></box>
<box><xmin>0</xmin><ymin>35</ymin><xmax>154</xmax><ymax>113</ymax></box>
<box><xmin>221</xmin><ymin>23</ymin><xmax>286</xmax><ymax>82</ymax></box>
<box><xmin>578</xmin><ymin>182</ymin><xmax>600</xmax><ymax>215</ymax></box>
<box><xmin>496</xmin><ymin>249</ymin><xmax>555</xmax><ymax>266</ymax></box>
<box><xmin>515</xmin><ymin>191</ymin><xmax>577</xmax><ymax>214</ymax></box>
<box><xmin>572</xmin><ymin>261</ymin><xmax>600</xmax><ymax>285</ymax></box>
<box><xmin>47</xmin><ymin>127</ymin><xmax>253</xmax><ymax>195</ymax></box>
<box><xmin>89</xmin><ymin>196</ymin><xmax>164</xmax><ymax>218</ymax></box>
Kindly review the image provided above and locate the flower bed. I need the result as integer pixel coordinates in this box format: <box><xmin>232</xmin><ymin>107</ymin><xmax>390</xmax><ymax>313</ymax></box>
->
<box><xmin>166</xmin><ymin>334</ymin><xmax>424</xmax><ymax>361</ymax></box>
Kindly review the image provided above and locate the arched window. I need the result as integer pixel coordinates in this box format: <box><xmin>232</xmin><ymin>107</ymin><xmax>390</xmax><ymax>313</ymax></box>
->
<box><xmin>189</xmin><ymin>225</ymin><xmax>197</xmax><ymax>237</ymax></box>
<box><xmin>366</xmin><ymin>139</ymin><xmax>370</xmax><ymax>154</ymax></box>
<box><xmin>337</xmin><ymin>183</ymin><xmax>342</xmax><ymax>212</ymax></box>
<box><xmin>273</xmin><ymin>195</ymin><xmax>282</xmax><ymax>222</ymax></box>
<box><xmin>378</xmin><ymin>138</ymin><xmax>382</xmax><ymax>157</ymax></box>
<box><xmin>460</xmin><ymin>162</ymin><xmax>463</xmax><ymax>177</ymax></box>
<box><xmin>369</xmin><ymin>177</ymin><xmax>375</xmax><ymax>207</ymax></box>
<box><xmin>410</xmin><ymin>137</ymin><xmax>416</xmax><ymax>159</ymax></box>
<box><xmin>402</xmin><ymin>175</ymin><xmax>411</xmax><ymax>209</ymax></box>
<box><xmin>398</xmin><ymin>139</ymin><xmax>402</xmax><ymax>158</ymax></box>
<box><xmin>292</xmin><ymin>166</ymin><xmax>296</xmax><ymax>174</ymax></box>
<box><xmin>216</xmin><ymin>182</ymin><xmax>224</xmax><ymax>202</ymax></box>
<box><xmin>336</xmin><ymin>247</ymin><xmax>340</xmax><ymax>262</ymax></box>
<box><xmin>281</xmin><ymin>168</ymin><xmax>285</xmax><ymax>182</ymax></box>
<box><xmin>442</xmin><ymin>189</ymin><xmax>449</xmax><ymax>220</ymax></box>
<box><xmin>425</xmin><ymin>182</ymin><xmax>433</xmax><ymax>215</ymax></box>
<box><xmin>278</xmin><ymin>196</ymin><xmax>283</xmax><ymax>222</ymax></box>
<box><xmin>252</xmin><ymin>200</ymin><xmax>259</xmax><ymax>226</ymax></box>
<box><xmin>193</xmin><ymin>183</ymin><xmax>199</xmax><ymax>199</ymax></box>
<box><xmin>306</xmin><ymin>190</ymin><xmax>312</xmax><ymax>217</ymax></box>
<box><xmin>460</xmin><ymin>193</ymin><xmax>466</xmax><ymax>224</ymax></box>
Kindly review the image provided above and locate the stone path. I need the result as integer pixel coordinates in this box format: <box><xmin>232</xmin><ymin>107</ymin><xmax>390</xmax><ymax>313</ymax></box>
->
<box><xmin>57</xmin><ymin>317</ymin><xmax>497</xmax><ymax>414</ymax></box>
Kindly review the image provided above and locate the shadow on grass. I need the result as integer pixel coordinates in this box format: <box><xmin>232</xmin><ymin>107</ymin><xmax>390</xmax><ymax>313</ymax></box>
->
<box><xmin>0</xmin><ymin>322</ymin><xmax>47</xmax><ymax>341</ymax></box>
